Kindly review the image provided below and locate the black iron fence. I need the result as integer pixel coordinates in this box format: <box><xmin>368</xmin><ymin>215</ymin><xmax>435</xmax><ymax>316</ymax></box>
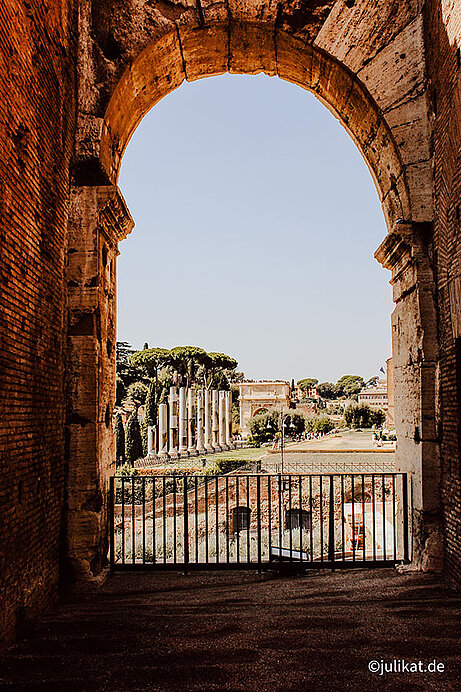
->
<box><xmin>109</xmin><ymin>473</ymin><xmax>410</xmax><ymax>572</ymax></box>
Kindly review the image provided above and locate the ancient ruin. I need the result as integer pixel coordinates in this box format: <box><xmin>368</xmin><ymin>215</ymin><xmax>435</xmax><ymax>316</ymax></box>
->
<box><xmin>144</xmin><ymin>387</ymin><xmax>233</xmax><ymax>462</ymax></box>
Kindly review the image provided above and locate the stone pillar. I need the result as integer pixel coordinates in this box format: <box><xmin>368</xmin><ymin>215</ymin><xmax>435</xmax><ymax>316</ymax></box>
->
<box><xmin>158</xmin><ymin>404</ymin><xmax>168</xmax><ymax>455</ymax></box>
<box><xmin>66</xmin><ymin>185</ymin><xmax>133</xmax><ymax>583</ymax></box>
<box><xmin>147</xmin><ymin>426</ymin><xmax>155</xmax><ymax>455</ymax></box>
<box><xmin>178</xmin><ymin>387</ymin><xmax>188</xmax><ymax>454</ymax></box>
<box><xmin>225</xmin><ymin>390</ymin><xmax>232</xmax><ymax>447</ymax></box>
<box><xmin>168</xmin><ymin>386</ymin><xmax>178</xmax><ymax>456</ymax></box>
<box><xmin>218</xmin><ymin>391</ymin><xmax>227</xmax><ymax>449</ymax></box>
<box><xmin>196</xmin><ymin>389</ymin><xmax>205</xmax><ymax>452</ymax></box>
<box><xmin>375</xmin><ymin>222</ymin><xmax>443</xmax><ymax>572</ymax></box>
<box><xmin>204</xmin><ymin>389</ymin><xmax>212</xmax><ymax>451</ymax></box>
<box><xmin>187</xmin><ymin>388</ymin><xmax>196</xmax><ymax>454</ymax></box>
<box><xmin>212</xmin><ymin>390</ymin><xmax>220</xmax><ymax>449</ymax></box>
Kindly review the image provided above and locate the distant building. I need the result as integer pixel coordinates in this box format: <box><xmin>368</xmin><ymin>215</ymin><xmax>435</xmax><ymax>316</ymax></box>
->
<box><xmin>295</xmin><ymin>385</ymin><xmax>318</xmax><ymax>400</ymax></box>
<box><xmin>238</xmin><ymin>381</ymin><xmax>290</xmax><ymax>438</ymax></box>
<box><xmin>358</xmin><ymin>379</ymin><xmax>388</xmax><ymax>414</ymax></box>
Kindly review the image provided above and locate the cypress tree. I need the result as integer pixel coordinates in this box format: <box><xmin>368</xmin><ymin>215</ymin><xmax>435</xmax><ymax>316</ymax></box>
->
<box><xmin>145</xmin><ymin>379</ymin><xmax>157</xmax><ymax>427</ymax></box>
<box><xmin>125</xmin><ymin>411</ymin><xmax>144</xmax><ymax>463</ymax></box>
<box><xmin>114</xmin><ymin>412</ymin><xmax>125</xmax><ymax>467</ymax></box>
<box><xmin>141</xmin><ymin>419</ymin><xmax>148</xmax><ymax>457</ymax></box>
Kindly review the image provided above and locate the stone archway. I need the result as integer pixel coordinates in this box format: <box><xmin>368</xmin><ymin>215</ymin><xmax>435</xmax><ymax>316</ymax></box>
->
<box><xmin>67</xmin><ymin>1</ymin><xmax>441</xmax><ymax>582</ymax></box>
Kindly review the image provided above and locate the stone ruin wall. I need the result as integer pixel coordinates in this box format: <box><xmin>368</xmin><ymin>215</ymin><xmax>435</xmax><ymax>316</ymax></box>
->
<box><xmin>425</xmin><ymin>0</ymin><xmax>461</xmax><ymax>584</ymax></box>
<box><xmin>0</xmin><ymin>0</ymin><xmax>77</xmax><ymax>644</ymax></box>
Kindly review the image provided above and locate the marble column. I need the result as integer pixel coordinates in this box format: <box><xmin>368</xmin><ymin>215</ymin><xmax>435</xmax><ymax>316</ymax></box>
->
<box><xmin>187</xmin><ymin>388</ymin><xmax>196</xmax><ymax>453</ymax></box>
<box><xmin>212</xmin><ymin>390</ymin><xmax>220</xmax><ymax>449</ymax></box>
<box><xmin>178</xmin><ymin>386</ymin><xmax>188</xmax><ymax>454</ymax></box>
<box><xmin>158</xmin><ymin>404</ymin><xmax>168</xmax><ymax>455</ymax></box>
<box><xmin>168</xmin><ymin>386</ymin><xmax>178</xmax><ymax>455</ymax></box>
<box><xmin>147</xmin><ymin>425</ymin><xmax>155</xmax><ymax>455</ymax></box>
<box><xmin>218</xmin><ymin>390</ymin><xmax>227</xmax><ymax>448</ymax></box>
<box><xmin>196</xmin><ymin>389</ymin><xmax>205</xmax><ymax>452</ymax></box>
<box><xmin>204</xmin><ymin>389</ymin><xmax>212</xmax><ymax>451</ymax></box>
<box><xmin>224</xmin><ymin>390</ymin><xmax>232</xmax><ymax>447</ymax></box>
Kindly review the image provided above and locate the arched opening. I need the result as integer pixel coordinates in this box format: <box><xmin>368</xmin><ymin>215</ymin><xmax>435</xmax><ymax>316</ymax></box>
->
<box><xmin>99</xmin><ymin>28</ymin><xmax>410</xmax><ymax>228</ymax></box>
<box><xmin>252</xmin><ymin>409</ymin><xmax>269</xmax><ymax>418</ymax></box>
<box><xmin>67</xmin><ymin>20</ymin><xmax>441</xmax><ymax>581</ymax></box>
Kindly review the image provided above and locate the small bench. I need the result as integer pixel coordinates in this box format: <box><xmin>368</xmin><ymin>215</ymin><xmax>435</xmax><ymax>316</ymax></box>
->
<box><xmin>270</xmin><ymin>546</ymin><xmax>309</xmax><ymax>562</ymax></box>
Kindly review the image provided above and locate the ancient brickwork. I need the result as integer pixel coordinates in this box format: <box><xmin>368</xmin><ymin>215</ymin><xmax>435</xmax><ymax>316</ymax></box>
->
<box><xmin>425</xmin><ymin>0</ymin><xmax>461</xmax><ymax>584</ymax></box>
<box><xmin>0</xmin><ymin>1</ymin><xmax>76</xmax><ymax>643</ymax></box>
<box><xmin>65</xmin><ymin>186</ymin><xmax>132</xmax><ymax>582</ymax></box>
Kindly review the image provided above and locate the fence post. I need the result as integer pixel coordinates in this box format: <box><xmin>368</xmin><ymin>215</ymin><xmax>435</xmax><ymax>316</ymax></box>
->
<box><xmin>183</xmin><ymin>475</ymin><xmax>189</xmax><ymax>574</ymax></box>
<box><xmin>402</xmin><ymin>473</ymin><xmax>409</xmax><ymax>563</ymax></box>
<box><xmin>257</xmin><ymin>475</ymin><xmax>262</xmax><ymax>572</ymax></box>
<box><xmin>109</xmin><ymin>476</ymin><xmax>115</xmax><ymax>575</ymax></box>
<box><xmin>328</xmin><ymin>475</ymin><xmax>335</xmax><ymax>569</ymax></box>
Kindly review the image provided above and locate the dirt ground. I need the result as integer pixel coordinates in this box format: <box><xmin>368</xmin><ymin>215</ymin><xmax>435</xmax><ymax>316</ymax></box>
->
<box><xmin>0</xmin><ymin>568</ymin><xmax>459</xmax><ymax>691</ymax></box>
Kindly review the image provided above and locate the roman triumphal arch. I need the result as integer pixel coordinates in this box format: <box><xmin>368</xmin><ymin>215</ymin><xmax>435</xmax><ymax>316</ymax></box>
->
<box><xmin>67</xmin><ymin>1</ymin><xmax>442</xmax><ymax>582</ymax></box>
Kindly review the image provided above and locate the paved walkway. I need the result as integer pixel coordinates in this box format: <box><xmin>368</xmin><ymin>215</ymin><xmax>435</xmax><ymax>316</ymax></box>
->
<box><xmin>0</xmin><ymin>569</ymin><xmax>459</xmax><ymax>691</ymax></box>
<box><xmin>288</xmin><ymin>430</ymin><xmax>394</xmax><ymax>452</ymax></box>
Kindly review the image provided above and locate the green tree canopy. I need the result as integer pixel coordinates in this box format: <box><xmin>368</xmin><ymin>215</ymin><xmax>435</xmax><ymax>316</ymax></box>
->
<box><xmin>247</xmin><ymin>411</ymin><xmax>276</xmax><ymax>445</ymax></box>
<box><xmin>297</xmin><ymin>378</ymin><xmax>319</xmax><ymax>391</ymax></box>
<box><xmin>317</xmin><ymin>382</ymin><xmax>338</xmax><ymax>399</ymax></box>
<box><xmin>126</xmin><ymin>381</ymin><xmax>149</xmax><ymax>407</ymax></box>
<box><xmin>126</xmin><ymin>344</ymin><xmax>239</xmax><ymax>392</ymax></box>
<box><xmin>169</xmin><ymin>346</ymin><xmax>209</xmax><ymax>387</ymax></box>
<box><xmin>204</xmin><ymin>352</ymin><xmax>238</xmax><ymax>389</ymax></box>
<box><xmin>116</xmin><ymin>342</ymin><xmax>148</xmax><ymax>394</ymax></box>
<box><xmin>366</xmin><ymin>376</ymin><xmax>379</xmax><ymax>388</ymax></box>
<box><xmin>129</xmin><ymin>347</ymin><xmax>172</xmax><ymax>378</ymax></box>
<box><xmin>335</xmin><ymin>375</ymin><xmax>365</xmax><ymax>398</ymax></box>
<box><xmin>248</xmin><ymin>409</ymin><xmax>306</xmax><ymax>444</ymax></box>
<box><xmin>344</xmin><ymin>403</ymin><xmax>385</xmax><ymax>428</ymax></box>
<box><xmin>207</xmin><ymin>370</ymin><xmax>230</xmax><ymax>391</ymax></box>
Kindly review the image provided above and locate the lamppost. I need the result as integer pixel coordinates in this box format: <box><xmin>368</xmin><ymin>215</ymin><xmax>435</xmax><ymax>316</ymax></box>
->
<box><xmin>267</xmin><ymin>410</ymin><xmax>294</xmax><ymax>474</ymax></box>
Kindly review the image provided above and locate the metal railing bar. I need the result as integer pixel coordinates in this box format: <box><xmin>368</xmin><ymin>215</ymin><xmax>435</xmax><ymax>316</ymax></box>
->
<box><xmin>142</xmin><ymin>477</ymin><xmax>146</xmax><ymax>565</ymax></box>
<box><xmin>121</xmin><ymin>477</ymin><xmax>125</xmax><ymax>565</ymax></box>
<box><xmin>392</xmin><ymin>474</ymin><xmax>396</xmax><ymax>561</ymax></box>
<box><xmin>382</xmin><ymin>474</ymin><xmax>386</xmax><ymax>562</ymax></box>
<box><xmin>131</xmin><ymin>476</ymin><xmax>135</xmax><ymax>565</ymax></box>
<box><xmin>246</xmin><ymin>475</ymin><xmax>250</xmax><ymax>563</ymax></box>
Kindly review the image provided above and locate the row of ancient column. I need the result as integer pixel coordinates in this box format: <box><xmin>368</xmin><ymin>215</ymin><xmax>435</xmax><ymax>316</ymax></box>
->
<box><xmin>147</xmin><ymin>388</ymin><xmax>233</xmax><ymax>458</ymax></box>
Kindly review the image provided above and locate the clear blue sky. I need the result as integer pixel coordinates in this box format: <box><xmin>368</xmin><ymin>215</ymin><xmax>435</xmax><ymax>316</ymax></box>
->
<box><xmin>118</xmin><ymin>73</ymin><xmax>392</xmax><ymax>384</ymax></box>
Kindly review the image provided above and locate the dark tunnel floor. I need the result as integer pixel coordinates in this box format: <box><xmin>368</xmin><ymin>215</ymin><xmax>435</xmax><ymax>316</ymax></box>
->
<box><xmin>1</xmin><ymin>569</ymin><xmax>460</xmax><ymax>691</ymax></box>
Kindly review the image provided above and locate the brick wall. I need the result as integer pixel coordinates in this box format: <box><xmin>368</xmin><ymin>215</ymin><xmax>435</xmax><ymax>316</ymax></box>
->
<box><xmin>0</xmin><ymin>0</ymin><xmax>76</xmax><ymax>643</ymax></box>
<box><xmin>424</xmin><ymin>0</ymin><xmax>461</xmax><ymax>583</ymax></box>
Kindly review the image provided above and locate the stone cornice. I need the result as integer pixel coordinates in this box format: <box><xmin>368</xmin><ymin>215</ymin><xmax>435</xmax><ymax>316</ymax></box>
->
<box><xmin>374</xmin><ymin>222</ymin><xmax>413</xmax><ymax>271</ymax></box>
<box><xmin>97</xmin><ymin>186</ymin><xmax>134</xmax><ymax>246</ymax></box>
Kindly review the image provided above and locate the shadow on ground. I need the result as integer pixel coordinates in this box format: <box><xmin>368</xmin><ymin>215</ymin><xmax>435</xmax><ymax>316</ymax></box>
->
<box><xmin>0</xmin><ymin>569</ymin><xmax>459</xmax><ymax>691</ymax></box>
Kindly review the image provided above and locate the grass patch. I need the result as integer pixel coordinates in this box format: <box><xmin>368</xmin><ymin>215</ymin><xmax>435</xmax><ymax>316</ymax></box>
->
<box><xmin>165</xmin><ymin>446</ymin><xmax>265</xmax><ymax>472</ymax></box>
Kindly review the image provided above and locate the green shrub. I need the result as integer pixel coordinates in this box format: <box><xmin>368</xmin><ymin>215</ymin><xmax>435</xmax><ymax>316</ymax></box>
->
<box><xmin>313</xmin><ymin>415</ymin><xmax>334</xmax><ymax>434</ymax></box>
<box><xmin>344</xmin><ymin>403</ymin><xmax>385</xmax><ymax>429</ymax></box>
